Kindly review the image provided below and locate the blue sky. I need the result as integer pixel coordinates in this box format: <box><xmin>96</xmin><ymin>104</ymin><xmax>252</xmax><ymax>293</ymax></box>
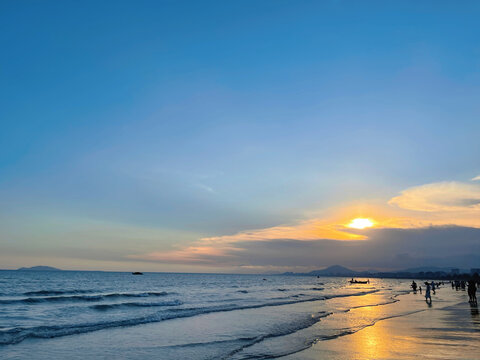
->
<box><xmin>1</xmin><ymin>1</ymin><xmax>479</xmax><ymax>271</ymax></box>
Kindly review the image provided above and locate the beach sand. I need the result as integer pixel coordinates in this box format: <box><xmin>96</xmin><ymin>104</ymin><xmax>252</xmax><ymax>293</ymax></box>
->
<box><xmin>282</xmin><ymin>287</ymin><xmax>480</xmax><ymax>360</ymax></box>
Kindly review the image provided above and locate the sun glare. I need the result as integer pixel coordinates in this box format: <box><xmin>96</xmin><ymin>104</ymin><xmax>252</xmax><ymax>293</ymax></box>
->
<box><xmin>347</xmin><ymin>218</ymin><xmax>375</xmax><ymax>229</ymax></box>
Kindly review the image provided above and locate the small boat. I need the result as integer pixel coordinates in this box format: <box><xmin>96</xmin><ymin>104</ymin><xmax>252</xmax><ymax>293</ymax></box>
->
<box><xmin>132</xmin><ymin>272</ymin><xmax>143</xmax><ymax>275</ymax></box>
<box><xmin>349</xmin><ymin>279</ymin><xmax>369</xmax><ymax>284</ymax></box>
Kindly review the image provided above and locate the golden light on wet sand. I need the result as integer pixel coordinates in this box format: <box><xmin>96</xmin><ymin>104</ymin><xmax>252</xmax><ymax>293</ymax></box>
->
<box><xmin>347</xmin><ymin>218</ymin><xmax>375</xmax><ymax>229</ymax></box>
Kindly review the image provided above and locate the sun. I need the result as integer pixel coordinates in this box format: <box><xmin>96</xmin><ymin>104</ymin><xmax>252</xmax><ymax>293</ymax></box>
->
<box><xmin>347</xmin><ymin>218</ymin><xmax>375</xmax><ymax>229</ymax></box>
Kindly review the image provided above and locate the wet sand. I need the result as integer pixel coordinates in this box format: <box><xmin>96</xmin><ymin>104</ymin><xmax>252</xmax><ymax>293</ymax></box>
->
<box><xmin>282</xmin><ymin>287</ymin><xmax>480</xmax><ymax>360</ymax></box>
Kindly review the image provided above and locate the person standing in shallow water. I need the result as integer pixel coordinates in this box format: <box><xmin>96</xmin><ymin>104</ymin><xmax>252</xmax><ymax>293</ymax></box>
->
<box><xmin>425</xmin><ymin>282</ymin><xmax>432</xmax><ymax>303</ymax></box>
<box><xmin>467</xmin><ymin>279</ymin><xmax>477</xmax><ymax>304</ymax></box>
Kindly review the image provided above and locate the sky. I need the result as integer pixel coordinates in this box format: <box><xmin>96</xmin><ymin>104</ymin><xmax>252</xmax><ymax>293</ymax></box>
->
<box><xmin>1</xmin><ymin>0</ymin><xmax>479</xmax><ymax>272</ymax></box>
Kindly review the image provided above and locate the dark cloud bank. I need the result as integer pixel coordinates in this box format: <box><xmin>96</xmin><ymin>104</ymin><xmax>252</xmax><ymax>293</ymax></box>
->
<box><xmin>175</xmin><ymin>226</ymin><xmax>480</xmax><ymax>271</ymax></box>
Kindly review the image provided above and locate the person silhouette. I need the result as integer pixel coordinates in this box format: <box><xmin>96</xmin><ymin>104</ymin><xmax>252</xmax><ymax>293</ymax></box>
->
<box><xmin>468</xmin><ymin>279</ymin><xmax>477</xmax><ymax>304</ymax></box>
<box><xmin>425</xmin><ymin>282</ymin><xmax>432</xmax><ymax>304</ymax></box>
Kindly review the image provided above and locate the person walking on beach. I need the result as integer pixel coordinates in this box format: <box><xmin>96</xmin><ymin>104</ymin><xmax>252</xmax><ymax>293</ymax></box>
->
<box><xmin>411</xmin><ymin>281</ymin><xmax>417</xmax><ymax>292</ymax></box>
<box><xmin>431</xmin><ymin>281</ymin><xmax>436</xmax><ymax>294</ymax></box>
<box><xmin>425</xmin><ymin>282</ymin><xmax>432</xmax><ymax>303</ymax></box>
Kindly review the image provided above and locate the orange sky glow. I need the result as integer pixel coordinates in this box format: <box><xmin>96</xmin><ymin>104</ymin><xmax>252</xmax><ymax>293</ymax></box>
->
<box><xmin>131</xmin><ymin>178</ymin><xmax>480</xmax><ymax>265</ymax></box>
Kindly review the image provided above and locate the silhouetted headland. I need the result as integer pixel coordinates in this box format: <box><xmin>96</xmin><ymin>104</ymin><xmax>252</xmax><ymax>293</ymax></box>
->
<box><xmin>280</xmin><ymin>264</ymin><xmax>479</xmax><ymax>280</ymax></box>
<box><xmin>16</xmin><ymin>266</ymin><xmax>62</xmax><ymax>271</ymax></box>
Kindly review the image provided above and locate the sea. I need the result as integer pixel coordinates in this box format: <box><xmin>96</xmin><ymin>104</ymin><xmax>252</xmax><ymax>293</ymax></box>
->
<box><xmin>0</xmin><ymin>271</ymin><xmax>414</xmax><ymax>359</ymax></box>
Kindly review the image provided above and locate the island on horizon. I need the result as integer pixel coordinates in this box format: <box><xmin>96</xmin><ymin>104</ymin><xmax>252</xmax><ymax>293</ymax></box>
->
<box><xmin>16</xmin><ymin>266</ymin><xmax>62</xmax><ymax>271</ymax></box>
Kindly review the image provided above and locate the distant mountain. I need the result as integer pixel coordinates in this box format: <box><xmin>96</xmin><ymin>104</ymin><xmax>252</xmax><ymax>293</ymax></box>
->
<box><xmin>279</xmin><ymin>264</ymin><xmax>474</xmax><ymax>280</ymax></box>
<box><xmin>17</xmin><ymin>266</ymin><xmax>62</xmax><ymax>271</ymax></box>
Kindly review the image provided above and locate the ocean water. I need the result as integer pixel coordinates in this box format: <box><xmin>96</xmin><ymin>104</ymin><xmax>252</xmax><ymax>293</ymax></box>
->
<box><xmin>0</xmin><ymin>271</ymin><xmax>413</xmax><ymax>359</ymax></box>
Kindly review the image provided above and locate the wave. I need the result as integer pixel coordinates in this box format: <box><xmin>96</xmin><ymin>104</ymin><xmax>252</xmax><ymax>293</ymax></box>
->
<box><xmin>226</xmin><ymin>313</ymin><xmax>332</xmax><ymax>359</ymax></box>
<box><xmin>0</xmin><ymin>290</ymin><xmax>378</xmax><ymax>346</ymax></box>
<box><xmin>91</xmin><ymin>300</ymin><xmax>183</xmax><ymax>311</ymax></box>
<box><xmin>342</xmin><ymin>299</ymin><xmax>399</xmax><ymax>312</ymax></box>
<box><xmin>0</xmin><ymin>292</ymin><xmax>171</xmax><ymax>305</ymax></box>
<box><xmin>228</xmin><ymin>306</ymin><xmax>424</xmax><ymax>359</ymax></box>
<box><xmin>324</xmin><ymin>289</ymin><xmax>379</xmax><ymax>300</ymax></box>
<box><xmin>163</xmin><ymin>337</ymin><xmax>258</xmax><ymax>349</ymax></box>
<box><xmin>23</xmin><ymin>290</ymin><xmax>95</xmax><ymax>296</ymax></box>
<box><xmin>316</xmin><ymin>309</ymin><xmax>425</xmax><ymax>341</ymax></box>
<box><xmin>310</xmin><ymin>287</ymin><xmax>324</xmax><ymax>291</ymax></box>
<box><xmin>236</xmin><ymin>290</ymin><xmax>248</xmax><ymax>294</ymax></box>
<box><xmin>103</xmin><ymin>292</ymin><xmax>171</xmax><ymax>298</ymax></box>
<box><xmin>169</xmin><ymin>312</ymin><xmax>332</xmax><ymax>356</ymax></box>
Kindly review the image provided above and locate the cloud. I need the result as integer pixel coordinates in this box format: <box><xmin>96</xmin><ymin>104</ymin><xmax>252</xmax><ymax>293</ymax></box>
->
<box><xmin>130</xmin><ymin>226</ymin><xmax>480</xmax><ymax>271</ymax></box>
<box><xmin>389</xmin><ymin>181</ymin><xmax>480</xmax><ymax>212</ymax></box>
<box><xmin>193</xmin><ymin>183</ymin><xmax>215</xmax><ymax>193</ymax></box>
<box><xmin>201</xmin><ymin>218</ymin><xmax>366</xmax><ymax>243</ymax></box>
<box><xmin>472</xmin><ymin>175</ymin><xmax>480</xmax><ymax>181</ymax></box>
<box><xmin>130</xmin><ymin>177</ymin><xmax>480</xmax><ymax>271</ymax></box>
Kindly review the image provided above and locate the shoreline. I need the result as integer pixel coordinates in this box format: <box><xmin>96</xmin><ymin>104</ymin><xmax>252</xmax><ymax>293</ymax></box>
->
<box><xmin>281</xmin><ymin>288</ymin><xmax>479</xmax><ymax>359</ymax></box>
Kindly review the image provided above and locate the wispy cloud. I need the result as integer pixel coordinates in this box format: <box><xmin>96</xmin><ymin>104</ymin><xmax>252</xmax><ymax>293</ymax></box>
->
<box><xmin>472</xmin><ymin>175</ymin><xmax>480</xmax><ymax>181</ymax></box>
<box><xmin>389</xmin><ymin>181</ymin><xmax>480</xmax><ymax>212</ymax></box>
<box><xmin>128</xmin><ymin>217</ymin><xmax>366</xmax><ymax>265</ymax></box>
<box><xmin>193</xmin><ymin>183</ymin><xmax>215</xmax><ymax>193</ymax></box>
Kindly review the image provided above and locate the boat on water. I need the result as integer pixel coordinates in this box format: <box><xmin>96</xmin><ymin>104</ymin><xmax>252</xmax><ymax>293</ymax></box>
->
<box><xmin>349</xmin><ymin>279</ymin><xmax>369</xmax><ymax>284</ymax></box>
<box><xmin>132</xmin><ymin>272</ymin><xmax>143</xmax><ymax>275</ymax></box>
